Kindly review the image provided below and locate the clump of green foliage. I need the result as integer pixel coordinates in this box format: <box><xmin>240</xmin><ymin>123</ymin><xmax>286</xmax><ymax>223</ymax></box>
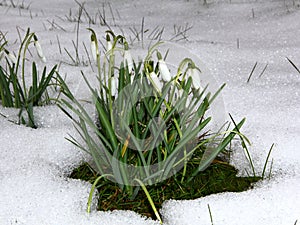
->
<box><xmin>61</xmin><ymin>30</ymin><xmax>255</xmax><ymax>223</ymax></box>
<box><xmin>0</xmin><ymin>28</ymin><xmax>62</xmax><ymax>128</ymax></box>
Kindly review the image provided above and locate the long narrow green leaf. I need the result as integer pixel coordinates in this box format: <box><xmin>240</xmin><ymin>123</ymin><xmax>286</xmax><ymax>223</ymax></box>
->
<box><xmin>261</xmin><ymin>143</ymin><xmax>274</xmax><ymax>179</ymax></box>
<box><xmin>134</xmin><ymin>178</ymin><xmax>163</xmax><ymax>224</ymax></box>
<box><xmin>95</xmin><ymin>96</ymin><xmax>118</xmax><ymax>150</ymax></box>
<box><xmin>208</xmin><ymin>83</ymin><xmax>226</xmax><ymax>105</ymax></box>
<box><xmin>9</xmin><ymin>64</ymin><xmax>22</xmax><ymax>108</ymax></box>
<box><xmin>187</xmin><ymin>118</ymin><xmax>246</xmax><ymax>182</ymax></box>
<box><xmin>60</xmin><ymin>98</ymin><xmax>112</xmax><ymax>150</ymax></box>
<box><xmin>23</xmin><ymin>87</ymin><xmax>36</xmax><ymax>128</ymax></box>
<box><xmin>87</xmin><ymin>174</ymin><xmax>113</xmax><ymax>213</ymax></box>
<box><xmin>162</xmin><ymin>117</ymin><xmax>211</xmax><ymax>179</ymax></box>
<box><xmin>286</xmin><ymin>57</ymin><xmax>300</xmax><ymax>74</ymax></box>
<box><xmin>32</xmin><ymin>62</ymin><xmax>38</xmax><ymax>105</ymax></box>
<box><xmin>229</xmin><ymin>113</ymin><xmax>255</xmax><ymax>176</ymax></box>
<box><xmin>0</xmin><ymin>67</ymin><xmax>13</xmax><ymax>107</ymax></box>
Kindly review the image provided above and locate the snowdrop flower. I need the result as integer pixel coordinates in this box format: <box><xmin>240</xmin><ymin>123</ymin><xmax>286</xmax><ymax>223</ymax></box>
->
<box><xmin>157</xmin><ymin>52</ymin><xmax>171</xmax><ymax>82</ymax></box>
<box><xmin>110</xmin><ymin>76</ymin><xmax>118</xmax><ymax>97</ymax></box>
<box><xmin>106</xmin><ymin>34</ymin><xmax>112</xmax><ymax>53</ymax></box>
<box><xmin>123</xmin><ymin>42</ymin><xmax>133</xmax><ymax>74</ymax></box>
<box><xmin>4</xmin><ymin>49</ymin><xmax>17</xmax><ymax>64</ymax></box>
<box><xmin>149</xmin><ymin>71</ymin><xmax>163</xmax><ymax>92</ymax></box>
<box><xmin>33</xmin><ymin>35</ymin><xmax>46</xmax><ymax>63</ymax></box>
<box><xmin>186</xmin><ymin>63</ymin><xmax>202</xmax><ymax>90</ymax></box>
<box><xmin>90</xmin><ymin>33</ymin><xmax>98</xmax><ymax>62</ymax></box>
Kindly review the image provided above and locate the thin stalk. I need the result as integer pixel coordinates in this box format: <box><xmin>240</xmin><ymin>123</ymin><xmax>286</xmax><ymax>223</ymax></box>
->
<box><xmin>108</xmin><ymin>45</ymin><xmax>115</xmax><ymax>129</ymax></box>
<box><xmin>208</xmin><ymin>204</ymin><xmax>214</xmax><ymax>225</ymax></box>
<box><xmin>258</xmin><ymin>63</ymin><xmax>268</xmax><ymax>78</ymax></box>
<box><xmin>229</xmin><ymin>113</ymin><xmax>256</xmax><ymax>176</ymax></box>
<box><xmin>134</xmin><ymin>178</ymin><xmax>162</xmax><ymax>224</ymax></box>
<box><xmin>261</xmin><ymin>143</ymin><xmax>274</xmax><ymax>179</ymax></box>
<box><xmin>87</xmin><ymin>174</ymin><xmax>113</xmax><ymax>213</ymax></box>
<box><xmin>22</xmin><ymin>32</ymin><xmax>35</xmax><ymax>100</ymax></box>
<box><xmin>287</xmin><ymin>57</ymin><xmax>300</xmax><ymax>74</ymax></box>
<box><xmin>247</xmin><ymin>62</ymin><xmax>258</xmax><ymax>83</ymax></box>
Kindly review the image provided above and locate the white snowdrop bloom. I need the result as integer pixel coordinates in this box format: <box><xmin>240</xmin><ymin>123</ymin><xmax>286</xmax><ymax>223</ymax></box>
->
<box><xmin>149</xmin><ymin>71</ymin><xmax>163</xmax><ymax>92</ymax></box>
<box><xmin>157</xmin><ymin>52</ymin><xmax>171</xmax><ymax>82</ymax></box>
<box><xmin>159</xmin><ymin>59</ymin><xmax>172</xmax><ymax>82</ymax></box>
<box><xmin>107</xmin><ymin>41</ymin><xmax>112</xmax><ymax>53</ymax></box>
<box><xmin>106</xmin><ymin>34</ymin><xmax>112</xmax><ymax>53</ymax></box>
<box><xmin>4</xmin><ymin>49</ymin><xmax>17</xmax><ymax>64</ymax></box>
<box><xmin>90</xmin><ymin>33</ymin><xmax>99</xmax><ymax>63</ymax></box>
<box><xmin>186</xmin><ymin>64</ymin><xmax>202</xmax><ymax>90</ymax></box>
<box><xmin>90</xmin><ymin>40</ymin><xmax>97</xmax><ymax>62</ymax></box>
<box><xmin>33</xmin><ymin>35</ymin><xmax>46</xmax><ymax>63</ymax></box>
<box><xmin>110</xmin><ymin>76</ymin><xmax>118</xmax><ymax>97</ymax></box>
<box><xmin>124</xmin><ymin>42</ymin><xmax>134</xmax><ymax>74</ymax></box>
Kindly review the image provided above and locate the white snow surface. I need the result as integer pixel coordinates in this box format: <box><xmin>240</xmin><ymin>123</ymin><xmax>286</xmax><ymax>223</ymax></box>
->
<box><xmin>1</xmin><ymin>0</ymin><xmax>300</xmax><ymax>224</ymax></box>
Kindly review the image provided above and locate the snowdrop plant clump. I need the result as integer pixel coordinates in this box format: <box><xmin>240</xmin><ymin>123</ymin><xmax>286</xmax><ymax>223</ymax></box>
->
<box><xmin>60</xmin><ymin>30</ymin><xmax>246</xmax><ymax>223</ymax></box>
<box><xmin>0</xmin><ymin>28</ymin><xmax>62</xmax><ymax>128</ymax></box>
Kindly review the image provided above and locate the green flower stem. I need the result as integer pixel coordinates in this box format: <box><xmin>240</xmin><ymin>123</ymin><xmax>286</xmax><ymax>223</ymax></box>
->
<box><xmin>21</xmin><ymin>31</ymin><xmax>34</xmax><ymax>101</ymax></box>
<box><xmin>87</xmin><ymin>29</ymin><xmax>102</xmax><ymax>93</ymax></box>
<box><xmin>261</xmin><ymin>143</ymin><xmax>274</xmax><ymax>179</ymax></box>
<box><xmin>108</xmin><ymin>48</ymin><xmax>115</xmax><ymax>129</ymax></box>
<box><xmin>176</xmin><ymin>57</ymin><xmax>194</xmax><ymax>81</ymax></box>
<box><xmin>11</xmin><ymin>65</ymin><xmax>21</xmax><ymax>108</ymax></box>
<box><xmin>134</xmin><ymin>178</ymin><xmax>162</xmax><ymax>224</ymax></box>
<box><xmin>87</xmin><ymin>174</ymin><xmax>113</xmax><ymax>213</ymax></box>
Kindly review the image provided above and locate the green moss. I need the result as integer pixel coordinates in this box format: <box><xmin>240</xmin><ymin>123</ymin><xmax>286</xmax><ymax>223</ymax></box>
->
<box><xmin>70</xmin><ymin>159</ymin><xmax>261</xmax><ymax>219</ymax></box>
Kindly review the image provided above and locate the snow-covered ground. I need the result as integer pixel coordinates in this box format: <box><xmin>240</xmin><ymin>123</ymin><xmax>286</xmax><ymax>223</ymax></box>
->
<box><xmin>1</xmin><ymin>0</ymin><xmax>300</xmax><ymax>224</ymax></box>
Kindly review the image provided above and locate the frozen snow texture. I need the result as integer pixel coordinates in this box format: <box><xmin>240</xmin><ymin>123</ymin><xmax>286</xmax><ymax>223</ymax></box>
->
<box><xmin>0</xmin><ymin>0</ymin><xmax>300</xmax><ymax>224</ymax></box>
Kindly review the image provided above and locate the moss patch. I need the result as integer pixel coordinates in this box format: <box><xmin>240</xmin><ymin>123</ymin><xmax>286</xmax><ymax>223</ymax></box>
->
<box><xmin>70</xmin><ymin>159</ymin><xmax>261</xmax><ymax>219</ymax></box>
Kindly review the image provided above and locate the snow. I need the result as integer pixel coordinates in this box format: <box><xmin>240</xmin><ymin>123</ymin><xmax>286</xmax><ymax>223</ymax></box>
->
<box><xmin>1</xmin><ymin>0</ymin><xmax>300</xmax><ymax>224</ymax></box>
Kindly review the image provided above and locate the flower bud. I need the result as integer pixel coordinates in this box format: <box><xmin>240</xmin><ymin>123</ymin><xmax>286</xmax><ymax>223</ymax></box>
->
<box><xmin>157</xmin><ymin>52</ymin><xmax>171</xmax><ymax>82</ymax></box>
<box><xmin>123</xmin><ymin>42</ymin><xmax>133</xmax><ymax>74</ymax></box>
<box><xmin>4</xmin><ymin>49</ymin><xmax>17</xmax><ymax>64</ymax></box>
<box><xmin>149</xmin><ymin>71</ymin><xmax>163</xmax><ymax>92</ymax></box>
<box><xmin>33</xmin><ymin>35</ymin><xmax>46</xmax><ymax>63</ymax></box>
<box><xmin>90</xmin><ymin>33</ymin><xmax>98</xmax><ymax>62</ymax></box>
<box><xmin>106</xmin><ymin>34</ymin><xmax>112</xmax><ymax>53</ymax></box>
<box><xmin>110</xmin><ymin>76</ymin><xmax>118</xmax><ymax>97</ymax></box>
<box><xmin>186</xmin><ymin>63</ymin><xmax>202</xmax><ymax>90</ymax></box>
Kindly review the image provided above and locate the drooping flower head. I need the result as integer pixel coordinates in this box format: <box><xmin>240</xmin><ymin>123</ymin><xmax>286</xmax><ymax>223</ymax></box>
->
<box><xmin>4</xmin><ymin>49</ymin><xmax>17</xmax><ymax>64</ymax></box>
<box><xmin>186</xmin><ymin>62</ymin><xmax>202</xmax><ymax>90</ymax></box>
<box><xmin>157</xmin><ymin>51</ymin><xmax>172</xmax><ymax>82</ymax></box>
<box><xmin>106</xmin><ymin>34</ymin><xmax>112</xmax><ymax>53</ymax></box>
<box><xmin>90</xmin><ymin>33</ymin><xmax>98</xmax><ymax>62</ymax></box>
<box><xmin>145</xmin><ymin>61</ymin><xmax>163</xmax><ymax>93</ymax></box>
<box><xmin>110</xmin><ymin>76</ymin><xmax>118</xmax><ymax>97</ymax></box>
<box><xmin>33</xmin><ymin>35</ymin><xmax>46</xmax><ymax>63</ymax></box>
<box><xmin>123</xmin><ymin>41</ymin><xmax>134</xmax><ymax>77</ymax></box>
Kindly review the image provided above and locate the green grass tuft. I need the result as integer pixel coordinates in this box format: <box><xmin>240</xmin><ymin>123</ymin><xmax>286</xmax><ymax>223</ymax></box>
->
<box><xmin>70</xmin><ymin>156</ymin><xmax>261</xmax><ymax>219</ymax></box>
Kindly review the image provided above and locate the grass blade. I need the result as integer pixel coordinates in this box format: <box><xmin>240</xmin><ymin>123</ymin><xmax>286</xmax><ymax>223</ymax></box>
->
<box><xmin>247</xmin><ymin>62</ymin><xmax>258</xmax><ymax>83</ymax></box>
<box><xmin>286</xmin><ymin>57</ymin><xmax>300</xmax><ymax>74</ymax></box>
<box><xmin>261</xmin><ymin>143</ymin><xmax>274</xmax><ymax>179</ymax></box>
<box><xmin>134</xmin><ymin>178</ymin><xmax>162</xmax><ymax>224</ymax></box>
<box><xmin>87</xmin><ymin>174</ymin><xmax>113</xmax><ymax>213</ymax></box>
